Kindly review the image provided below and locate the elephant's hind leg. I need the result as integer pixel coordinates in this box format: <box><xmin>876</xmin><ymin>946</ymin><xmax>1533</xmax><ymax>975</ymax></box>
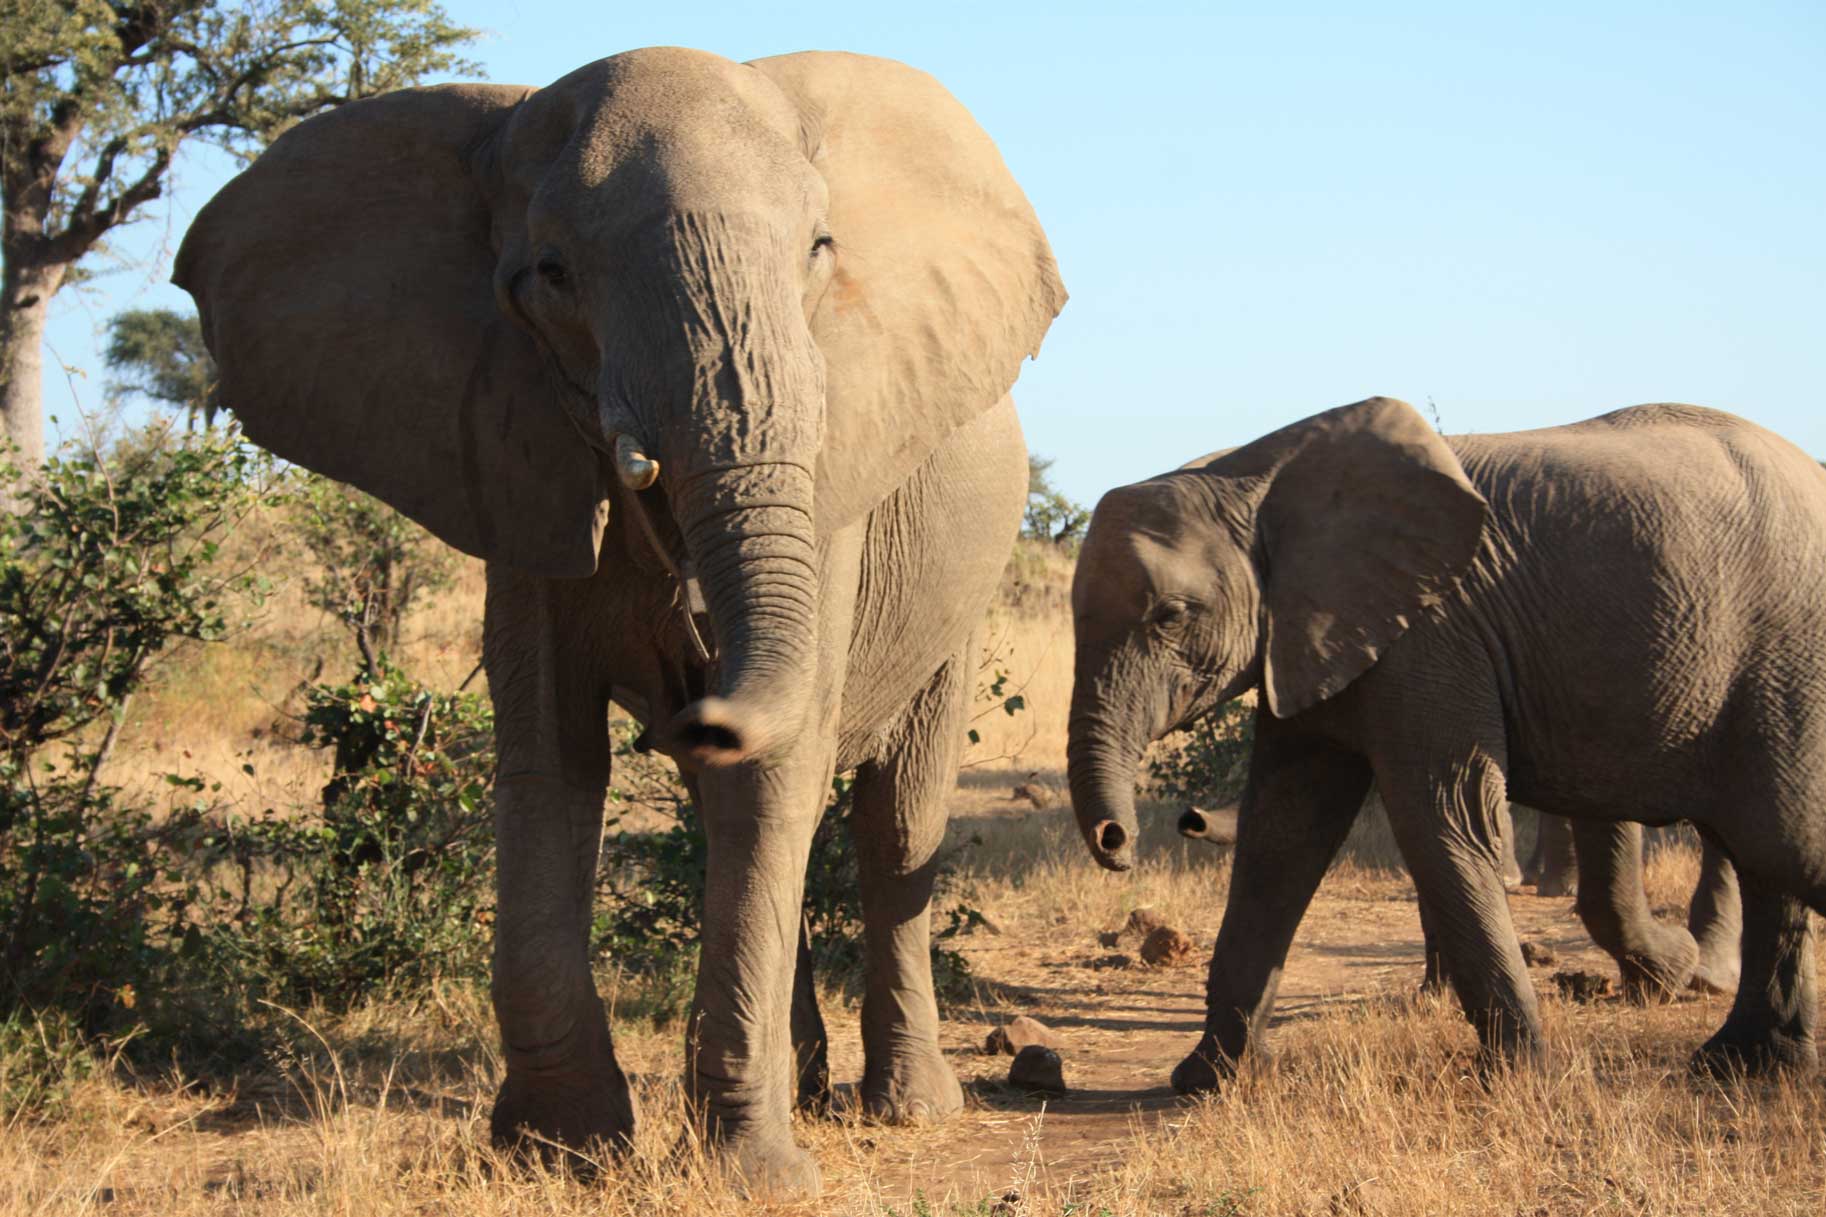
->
<box><xmin>1687</xmin><ymin>837</ymin><xmax>1742</xmax><ymax>994</ymax></box>
<box><xmin>1570</xmin><ymin>820</ymin><xmax>1698</xmax><ymax>1002</ymax></box>
<box><xmin>846</xmin><ymin>642</ymin><xmax>974</xmax><ymax>1125</ymax></box>
<box><xmin>1692</xmin><ymin>881</ymin><xmax>1816</xmax><ymax>1075</ymax></box>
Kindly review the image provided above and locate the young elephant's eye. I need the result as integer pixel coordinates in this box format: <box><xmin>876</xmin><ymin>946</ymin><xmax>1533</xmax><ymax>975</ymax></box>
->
<box><xmin>536</xmin><ymin>257</ymin><xmax>568</xmax><ymax>287</ymax></box>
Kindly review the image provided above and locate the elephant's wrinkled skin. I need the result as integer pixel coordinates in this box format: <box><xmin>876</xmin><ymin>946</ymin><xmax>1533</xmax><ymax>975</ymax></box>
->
<box><xmin>175</xmin><ymin>48</ymin><xmax>1063</xmax><ymax>1194</ymax></box>
<box><xmin>1069</xmin><ymin>398</ymin><xmax>1823</xmax><ymax>1088</ymax></box>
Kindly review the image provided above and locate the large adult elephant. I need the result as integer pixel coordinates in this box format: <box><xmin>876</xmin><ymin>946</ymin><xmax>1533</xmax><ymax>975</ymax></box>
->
<box><xmin>176</xmin><ymin>47</ymin><xmax>1065</xmax><ymax>1193</ymax></box>
<box><xmin>1067</xmin><ymin>398</ymin><xmax>1824</xmax><ymax>1088</ymax></box>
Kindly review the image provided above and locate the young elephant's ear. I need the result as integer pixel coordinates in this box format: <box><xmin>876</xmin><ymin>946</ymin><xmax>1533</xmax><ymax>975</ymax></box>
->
<box><xmin>748</xmin><ymin>52</ymin><xmax>1067</xmax><ymax>532</ymax></box>
<box><xmin>175</xmin><ymin>85</ymin><xmax>610</xmax><ymax>577</ymax></box>
<box><xmin>1256</xmin><ymin>397</ymin><xmax>1487</xmax><ymax>718</ymax></box>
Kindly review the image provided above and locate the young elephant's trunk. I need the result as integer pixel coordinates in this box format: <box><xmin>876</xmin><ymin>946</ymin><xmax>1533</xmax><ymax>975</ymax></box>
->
<box><xmin>1067</xmin><ymin>687</ymin><xmax>1148</xmax><ymax>871</ymax></box>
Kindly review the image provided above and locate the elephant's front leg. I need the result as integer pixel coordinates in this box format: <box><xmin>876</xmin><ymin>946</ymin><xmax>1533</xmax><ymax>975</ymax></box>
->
<box><xmin>688</xmin><ymin>745</ymin><xmax>835</xmax><ymax>1193</ymax></box>
<box><xmin>1379</xmin><ymin>736</ymin><xmax>1543</xmax><ymax>1069</ymax></box>
<box><xmin>848</xmin><ymin>643</ymin><xmax>975</xmax><ymax>1123</ymax></box>
<box><xmin>484</xmin><ymin>567</ymin><xmax>634</xmax><ymax>1158</ymax></box>
<box><xmin>1570</xmin><ymin>819</ymin><xmax>1698</xmax><ymax>1001</ymax></box>
<box><xmin>490</xmin><ymin>775</ymin><xmax>636</xmax><ymax>1155</ymax></box>
<box><xmin>1174</xmin><ymin>724</ymin><xmax>1370</xmax><ymax>1093</ymax></box>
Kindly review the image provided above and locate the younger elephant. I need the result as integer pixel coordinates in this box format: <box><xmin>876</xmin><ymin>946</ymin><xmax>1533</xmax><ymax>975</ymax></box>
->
<box><xmin>1069</xmin><ymin>397</ymin><xmax>1824</xmax><ymax>1088</ymax></box>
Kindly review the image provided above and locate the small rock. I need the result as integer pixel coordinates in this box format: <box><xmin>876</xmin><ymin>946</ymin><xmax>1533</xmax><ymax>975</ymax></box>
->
<box><xmin>1551</xmin><ymin>969</ymin><xmax>1613</xmax><ymax>1003</ymax></box>
<box><xmin>983</xmin><ymin>1015</ymin><xmax>1060</xmax><ymax>1056</ymax></box>
<box><xmin>1008</xmin><ymin>1045</ymin><xmax>1066</xmax><ymax>1095</ymax></box>
<box><xmin>1122</xmin><ymin>906</ymin><xmax>1170</xmax><ymax>940</ymax></box>
<box><xmin>1520</xmin><ymin>940</ymin><xmax>1557</xmax><ymax>967</ymax></box>
<box><xmin>1096</xmin><ymin>930</ymin><xmax>1121</xmax><ymax>948</ymax></box>
<box><xmin>1087</xmin><ymin>953</ymin><xmax>1133</xmax><ymax>971</ymax></box>
<box><xmin>1010</xmin><ymin>771</ymin><xmax>1052</xmax><ymax>809</ymax></box>
<box><xmin>1139</xmin><ymin>925</ymin><xmax>1197</xmax><ymax>967</ymax></box>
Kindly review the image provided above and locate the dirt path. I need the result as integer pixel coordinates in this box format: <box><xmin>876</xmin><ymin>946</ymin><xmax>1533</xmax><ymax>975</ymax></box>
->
<box><xmin>822</xmin><ymin>873</ymin><xmax>1658</xmax><ymax>1205</ymax></box>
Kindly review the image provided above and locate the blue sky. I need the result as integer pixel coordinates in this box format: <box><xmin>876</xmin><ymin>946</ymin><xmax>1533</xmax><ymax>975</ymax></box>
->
<box><xmin>44</xmin><ymin>2</ymin><xmax>1826</xmax><ymax>506</ymax></box>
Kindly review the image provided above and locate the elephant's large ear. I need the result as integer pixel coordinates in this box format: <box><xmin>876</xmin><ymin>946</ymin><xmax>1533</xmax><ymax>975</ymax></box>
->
<box><xmin>1254</xmin><ymin>397</ymin><xmax>1487</xmax><ymax>718</ymax></box>
<box><xmin>175</xmin><ymin>85</ymin><xmax>609</xmax><ymax>577</ymax></box>
<box><xmin>749</xmin><ymin>52</ymin><xmax>1067</xmax><ymax>530</ymax></box>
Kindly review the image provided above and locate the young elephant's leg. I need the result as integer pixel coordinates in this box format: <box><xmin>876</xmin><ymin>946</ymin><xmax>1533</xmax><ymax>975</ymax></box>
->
<box><xmin>1692</xmin><ymin>881</ymin><xmax>1817</xmax><ymax>1075</ymax></box>
<box><xmin>1570</xmin><ymin>819</ymin><xmax>1698</xmax><ymax>1001</ymax></box>
<box><xmin>1380</xmin><ymin>741</ymin><xmax>1543</xmax><ymax>1070</ymax></box>
<box><xmin>1173</xmin><ymin>722</ymin><xmax>1371</xmax><ymax>1094</ymax></box>
<box><xmin>846</xmin><ymin>643</ymin><xmax>974</xmax><ymax>1124</ymax></box>
<box><xmin>1687</xmin><ymin>838</ymin><xmax>1742</xmax><ymax>994</ymax></box>
<box><xmin>1524</xmin><ymin>811</ymin><xmax>1577</xmax><ymax>897</ymax></box>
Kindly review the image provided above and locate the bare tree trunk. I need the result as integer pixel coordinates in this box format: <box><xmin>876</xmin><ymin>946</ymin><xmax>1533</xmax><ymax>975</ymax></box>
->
<box><xmin>0</xmin><ymin>261</ymin><xmax>65</xmax><ymax>476</ymax></box>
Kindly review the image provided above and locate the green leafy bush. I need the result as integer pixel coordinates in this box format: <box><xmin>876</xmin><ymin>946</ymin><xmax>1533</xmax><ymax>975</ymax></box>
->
<box><xmin>189</xmin><ymin>661</ymin><xmax>497</xmax><ymax>1009</ymax></box>
<box><xmin>1146</xmin><ymin>699</ymin><xmax>1256</xmax><ymax>809</ymax></box>
<box><xmin>0</xmin><ymin>429</ymin><xmax>272</xmax><ymax>1030</ymax></box>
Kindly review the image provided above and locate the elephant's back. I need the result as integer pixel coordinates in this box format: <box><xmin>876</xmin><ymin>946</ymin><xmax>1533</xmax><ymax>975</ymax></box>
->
<box><xmin>1442</xmin><ymin>405</ymin><xmax>1826</xmax><ymax>821</ymax></box>
<box><xmin>837</xmin><ymin>397</ymin><xmax>1028</xmax><ymax>767</ymax></box>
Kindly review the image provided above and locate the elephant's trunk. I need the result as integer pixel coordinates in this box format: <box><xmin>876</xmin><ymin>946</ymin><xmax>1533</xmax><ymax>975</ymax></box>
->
<box><xmin>630</xmin><ymin>213</ymin><xmax>828</xmax><ymax>768</ymax></box>
<box><xmin>1178</xmin><ymin>805</ymin><xmax>1239</xmax><ymax>846</ymax></box>
<box><xmin>665</xmin><ymin>461</ymin><xmax>820</xmax><ymax>768</ymax></box>
<box><xmin>1067</xmin><ymin>658</ymin><xmax>1151</xmax><ymax>871</ymax></box>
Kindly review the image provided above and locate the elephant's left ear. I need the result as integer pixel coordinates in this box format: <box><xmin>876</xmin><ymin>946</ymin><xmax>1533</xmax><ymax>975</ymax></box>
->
<box><xmin>749</xmin><ymin>52</ymin><xmax>1067</xmax><ymax>531</ymax></box>
<box><xmin>1254</xmin><ymin>398</ymin><xmax>1489</xmax><ymax>718</ymax></box>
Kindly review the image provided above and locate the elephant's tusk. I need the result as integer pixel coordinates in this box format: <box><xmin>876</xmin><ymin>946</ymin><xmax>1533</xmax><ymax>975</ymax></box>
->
<box><xmin>614</xmin><ymin>434</ymin><xmax>660</xmax><ymax>490</ymax></box>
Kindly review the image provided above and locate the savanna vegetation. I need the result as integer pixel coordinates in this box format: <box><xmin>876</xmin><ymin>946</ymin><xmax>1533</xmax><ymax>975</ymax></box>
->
<box><xmin>0</xmin><ymin>411</ymin><xmax>1820</xmax><ymax>1216</ymax></box>
<box><xmin>1</xmin><ymin>13</ymin><xmax>1818</xmax><ymax>1214</ymax></box>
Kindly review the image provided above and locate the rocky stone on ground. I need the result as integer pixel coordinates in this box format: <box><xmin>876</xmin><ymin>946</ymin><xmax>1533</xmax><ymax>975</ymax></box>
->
<box><xmin>984</xmin><ymin>1014</ymin><xmax>1060</xmax><ymax>1056</ymax></box>
<box><xmin>1551</xmin><ymin>969</ymin><xmax>1613</xmax><ymax>1003</ymax></box>
<box><xmin>1121</xmin><ymin>906</ymin><xmax>1170</xmax><ymax>939</ymax></box>
<box><xmin>1520</xmin><ymin>940</ymin><xmax>1557</xmax><ymax>967</ymax></box>
<box><xmin>1008</xmin><ymin>1044</ymin><xmax>1067</xmax><ymax>1095</ymax></box>
<box><xmin>1139</xmin><ymin>925</ymin><xmax>1197</xmax><ymax>967</ymax></box>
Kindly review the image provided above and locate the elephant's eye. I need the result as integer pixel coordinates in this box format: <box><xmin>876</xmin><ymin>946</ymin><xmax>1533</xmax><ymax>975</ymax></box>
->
<box><xmin>810</xmin><ymin>233</ymin><xmax>835</xmax><ymax>258</ymax></box>
<box><xmin>536</xmin><ymin>257</ymin><xmax>569</xmax><ymax>287</ymax></box>
<box><xmin>1151</xmin><ymin>600</ymin><xmax>1189</xmax><ymax>629</ymax></box>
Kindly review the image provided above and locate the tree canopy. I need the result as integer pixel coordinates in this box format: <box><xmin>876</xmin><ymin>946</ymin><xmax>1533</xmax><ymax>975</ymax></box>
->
<box><xmin>0</xmin><ymin>0</ymin><xmax>481</xmax><ymax>466</ymax></box>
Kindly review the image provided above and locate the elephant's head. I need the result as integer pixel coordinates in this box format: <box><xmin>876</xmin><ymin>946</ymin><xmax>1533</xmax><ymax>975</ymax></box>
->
<box><xmin>1067</xmin><ymin>397</ymin><xmax>1486</xmax><ymax>870</ymax></box>
<box><xmin>175</xmin><ymin>48</ymin><xmax>1064</xmax><ymax>768</ymax></box>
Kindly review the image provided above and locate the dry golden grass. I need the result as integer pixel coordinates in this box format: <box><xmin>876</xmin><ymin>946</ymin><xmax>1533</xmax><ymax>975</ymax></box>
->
<box><xmin>18</xmin><ymin>539</ymin><xmax>1824</xmax><ymax>1216</ymax></box>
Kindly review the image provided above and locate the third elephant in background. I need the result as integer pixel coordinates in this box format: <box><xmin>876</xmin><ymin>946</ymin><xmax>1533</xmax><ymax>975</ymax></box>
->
<box><xmin>1067</xmin><ymin>397</ymin><xmax>1826</xmax><ymax>1089</ymax></box>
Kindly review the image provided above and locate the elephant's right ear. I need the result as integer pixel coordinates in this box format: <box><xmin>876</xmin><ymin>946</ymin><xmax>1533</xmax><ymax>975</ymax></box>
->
<box><xmin>748</xmin><ymin>52</ymin><xmax>1067</xmax><ymax>532</ymax></box>
<box><xmin>175</xmin><ymin>85</ymin><xmax>610</xmax><ymax>577</ymax></box>
<box><xmin>1254</xmin><ymin>397</ymin><xmax>1487</xmax><ymax>718</ymax></box>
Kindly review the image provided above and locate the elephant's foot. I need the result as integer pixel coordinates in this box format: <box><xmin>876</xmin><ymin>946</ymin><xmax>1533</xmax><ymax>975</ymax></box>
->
<box><xmin>861</xmin><ymin>1046</ymin><xmax>964</xmax><ymax>1124</ymax></box>
<box><xmin>1170</xmin><ymin>1039</ymin><xmax>1239</xmax><ymax>1095</ymax></box>
<box><xmin>1691</xmin><ymin>1025</ymin><xmax>1818</xmax><ymax>1078</ymax></box>
<box><xmin>490</xmin><ymin>1063</ymin><xmax>638</xmax><ymax>1168</ymax></box>
<box><xmin>1616</xmin><ymin>926</ymin><xmax>1699</xmax><ymax>1004</ymax></box>
<box><xmin>712</xmin><ymin>1132</ymin><xmax>822</xmax><ymax>1198</ymax></box>
<box><xmin>1690</xmin><ymin>939</ymin><xmax>1741</xmax><ymax>995</ymax></box>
